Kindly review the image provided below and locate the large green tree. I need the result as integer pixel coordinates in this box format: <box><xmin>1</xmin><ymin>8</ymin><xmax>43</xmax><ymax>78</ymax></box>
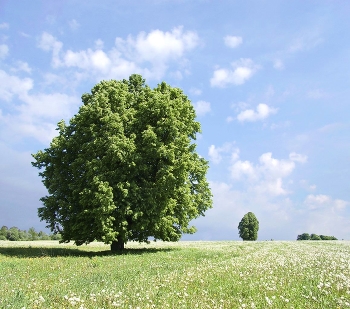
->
<box><xmin>32</xmin><ymin>75</ymin><xmax>212</xmax><ymax>250</ymax></box>
<box><xmin>238</xmin><ymin>212</ymin><xmax>259</xmax><ymax>241</ymax></box>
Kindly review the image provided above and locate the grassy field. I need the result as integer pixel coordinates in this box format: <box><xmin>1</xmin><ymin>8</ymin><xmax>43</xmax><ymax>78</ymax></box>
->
<box><xmin>1</xmin><ymin>240</ymin><xmax>350</xmax><ymax>308</ymax></box>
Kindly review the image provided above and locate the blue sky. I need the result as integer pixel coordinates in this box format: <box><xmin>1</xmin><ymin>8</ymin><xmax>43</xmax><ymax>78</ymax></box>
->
<box><xmin>1</xmin><ymin>1</ymin><xmax>350</xmax><ymax>240</ymax></box>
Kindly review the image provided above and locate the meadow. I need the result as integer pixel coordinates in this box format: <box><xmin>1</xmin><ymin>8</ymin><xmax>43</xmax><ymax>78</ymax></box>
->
<box><xmin>0</xmin><ymin>240</ymin><xmax>349</xmax><ymax>308</ymax></box>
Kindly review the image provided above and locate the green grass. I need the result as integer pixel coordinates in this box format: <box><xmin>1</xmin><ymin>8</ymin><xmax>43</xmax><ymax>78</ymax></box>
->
<box><xmin>1</xmin><ymin>240</ymin><xmax>350</xmax><ymax>308</ymax></box>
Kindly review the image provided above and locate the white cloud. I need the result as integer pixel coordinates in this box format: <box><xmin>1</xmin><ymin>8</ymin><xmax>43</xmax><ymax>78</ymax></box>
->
<box><xmin>0</xmin><ymin>44</ymin><xmax>9</xmax><ymax>59</ymax></box>
<box><xmin>230</xmin><ymin>152</ymin><xmax>302</xmax><ymax>196</ymax></box>
<box><xmin>231</xmin><ymin>160</ymin><xmax>256</xmax><ymax>180</ymax></box>
<box><xmin>224</xmin><ymin>35</ymin><xmax>242</xmax><ymax>48</ymax></box>
<box><xmin>11</xmin><ymin>61</ymin><xmax>32</xmax><ymax>73</ymax></box>
<box><xmin>64</xmin><ymin>49</ymin><xmax>111</xmax><ymax>71</ymax></box>
<box><xmin>118</xmin><ymin>26</ymin><xmax>198</xmax><ymax>63</ymax></box>
<box><xmin>14</xmin><ymin>93</ymin><xmax>79</xmax><ymax>143</ymax></box>
<box><xmin>0</xmin><ymin>23</ymin><xmax>9</xmax><ymax>29</ymax></box>
<box><xmin>0</xmin><ymin>69</ymin><xmax>79</xmax><ymax>144</ymax></box>
<box><xmin>289</xmin><ymin>152</ymin><xmax>308</xmax><ymax>163</ymax></box>
<box><xmin>69</xmin><ymin>19</ymin><xmax>80</xmax><ymax>30</ymax></box>
<box><xmin>208</xmin><ymin>145</ymin><xmax>221</xmax><ymax>164</ymax></box>
<box><xmin>210</xmin><ymin>58</ymin><xmax>259</xmax><ymax>87</ymax></box>
<box><xmin>304</xmin><ymin>194</ymin><xmax>348</xmax><ymax>211</ymax></box>
<box><xmin>19</xmin><ymin>93</ymin><xmax>78</xmax><ymax>120</ymax></box>
<box><xmin>305</xmin><ymin>194</ymin><xmax>330</xmax><ymax>209</ymax></box>
<box><xmin>38</xmin><ymin>32</ymin><xmax>63</xmax><ymax>67</ymax></box>
<box><xmin>0</xmin><ymin>70</ymin><xmax>33</xmax><ymax>101</ymax></box>
<box><xmin>237</xmin><ymin>103</ymin><xmax>277</xmax><ymax>122</ymax></box>
<box><xmin>194</xmin><ymin>100</ymin><xmax>211</xmax><ymax>116</ymax></box>
<box><xmin>2</xmin><ymin>92</ymin><xmax>79</xmax><ymax>144</ymax></box>
<box><xmin>38</xmin><ymin>27</ymin><xmax>199</xmax><ymax>80</ymax></box>
<box><xmin>208</xmin><ymin>143</ymin><xmax>239</xmax><ymax>165</ymax></box>
<box><xmin>230</xmin><ymin>148</ymin><xmax>240</xmax><ymax>162</ymax></box>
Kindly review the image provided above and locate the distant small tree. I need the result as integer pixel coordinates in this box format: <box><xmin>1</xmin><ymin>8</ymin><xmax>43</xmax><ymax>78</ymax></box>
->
<box><xmin>28</xmin><ymin>227</ymin><xmax>38</xmax><ymax>241</ymax></box>
<box><xmin>310</xmin><ymin>233</ymin><xmax>321</xmax><ymax>240</ymax></box>
<box><xmin>0</xmin><ymin>226</ymin><xmax>8</xmax><ymax>239</ymax></box>
<box><xmin>38</xmin><ymin>231</ymin><xmax>51</xmax><ymax>240</ymax></box>
<box><xmin>18</xmin><ymin>229</ymin><xmax>29</xmax><ymax>241</ymax></box>
<box><xmin>320</xmin><ymin>235</ymin><xmax>338</xmax><ymax>240</ymax></box>
<box><xmin>297</xmin><ymin>233</ymin><xmax>310</xmax><ymax>240</ymax></box>
<box><xmin>238</xmin><ymin>212</ymin><xmax>259</xmax><ymax>241</ymax></box>
<box><xmin>7</xmin><ymin>227</ymin><xmax>20</xmax><ymax>241</ymax></box>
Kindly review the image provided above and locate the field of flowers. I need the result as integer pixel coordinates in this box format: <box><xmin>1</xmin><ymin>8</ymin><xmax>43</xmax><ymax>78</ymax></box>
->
<box><xmin>0</xmin><ymin>240</ymin><xmax>350</xmax><ymax>308</ymax></box>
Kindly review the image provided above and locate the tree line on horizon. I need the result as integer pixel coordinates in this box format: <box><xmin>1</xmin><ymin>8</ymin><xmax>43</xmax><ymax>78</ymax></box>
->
<box><xmin>297</xmin><ymin>233</ymin><xmax>337</xmax><ymax>241</ymax></box>
<box><xmin>0</xmin><ymin>226</ymin><xmax>61</xmax><ymax>241</ymax></box>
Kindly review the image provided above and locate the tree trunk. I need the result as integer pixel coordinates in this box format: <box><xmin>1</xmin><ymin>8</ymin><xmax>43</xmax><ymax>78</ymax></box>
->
<box><xmin>111</xmin><ymin>237</ymin><xmax>125</xmax><ymax>251</ymax></box>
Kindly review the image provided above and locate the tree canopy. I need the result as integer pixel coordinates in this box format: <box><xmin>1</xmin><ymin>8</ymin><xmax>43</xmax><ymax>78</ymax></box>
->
<box><xmin>238</xmin><ymin>212</ymin><xmax>259</xmax><ymax>241</ymax></box>
<box><xmin>32</xmin><ymin>74</ymin><xmax>212</xmax><ymax>250</ymax></box>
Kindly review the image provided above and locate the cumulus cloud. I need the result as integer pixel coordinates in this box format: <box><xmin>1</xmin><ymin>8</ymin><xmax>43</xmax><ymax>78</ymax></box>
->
<box><xmin>231</xmin><ymin>160</ymin><xmax>256</xmax><ymax>180</ymax></box>
<box><xmin>116</xmin><ymin>26</ymin><xmax>198</xmax><ymax>63</ymax></box>
<box><xmin>230</xmin><ymin>152</ymin><xmax>303</xmax><ymax>196</ymax></box>
<box><xmin>64</xmin><ymin>49</ymin><xmax>111</xmax><ymax>71</ymax></box>
<box><xmin>237</xmin><ymin>103</ymin><xmax>277</xmax><ymax>122</ymax></box>
<box><xmin>38</xmin><ymin>32</ymin><xmax>63</xmax><ymax>67</ymax></box>
<box><xmin>0</xmin><ymin>70</ymin><xmax>33</xmax><ymax>101</ymax></box>
<box><xmin>38</xmin><ymin>27</ymin><xmax>199</xmax><ymax>80</ymax></box>
<box><xmin>2</xmin><ymin>93</ymin><xmax>79</xmax><ymax>144</ymax></box>
<box><xmin>304</xmin><ymin>194</ymin><xmax>348</xmax><ymax>211</ymax></box>
<box><xmin>224</xmin><ymin>35</ymin><xmax>242</xmax><ymax>48</ymax></box>
<box><xmin>15</xmin><ymin>93</ymin><xmax>79</xmax><ymax>143</ymax></box>
<box><xmin>193</xmin><ymin>100</ymin><xmax>211</xmax><ymax>116</ymax></box>
<box><xmin>208</xmin><ymin>143</ymin><xmax>239</xmax><ymax>164</ymax></box>
<box><xmin>11</xmin><ymin>61</ymin><xmax>32</xmax><ymax>74</ymax></box>
<box><xmin>210</xmin><ymin>58</ymin><xmax>259</xmax><ymax>87</ymax></box>
<box><xmin>208</xmin><ymin>145</ymin><xmax>221</xmax><ymax>164</ymax></box>
<box><xmin>0</xmin><ymin>70</ymin><xmax>79</xmax><ymax>144</ymax></box>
